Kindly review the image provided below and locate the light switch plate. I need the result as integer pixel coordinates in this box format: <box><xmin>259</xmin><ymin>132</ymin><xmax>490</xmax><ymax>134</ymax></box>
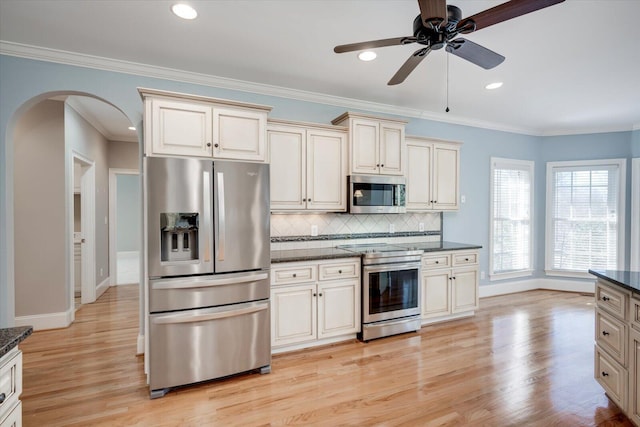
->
<box><xmin>311</xmin><ymin>225</ymin><xmax>318</xmax><ymax>236</ymax></box>
<box><xmin>419</xmin><ymin>222</ymin><xmax>425</xmax><ymax>232</ymax></box>
<box><xmin>389</xmin><ymin>224</ymin><xmax>395</xmax><ymax>233</ymax></box>
<box><xmin>461</xmin><ymin>195</ymin><xmax>466</xmax><ymax>204</ymax></box>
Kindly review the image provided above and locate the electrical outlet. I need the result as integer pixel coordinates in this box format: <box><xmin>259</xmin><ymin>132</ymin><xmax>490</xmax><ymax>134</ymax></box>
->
<box><xmin>461</xmin><ymin>195</ymin><xmax>466</xmax><ymax>204</ymax></box>
<box><xmin>389</xmin><ymin>224</ymin><xmax>395</xmax><ymax>233</ymax></box>
<box><xmin>419</xmin><ymin>222</ymin><xmax>425</xmax><ymax>232</ymax></box>
<box><xmin>481</xmin><ymin>271</ymin><xmax>486</xmax><ymax>280</ymax></box>
<box><xmin>311</xmin><ymin>225</ymin><xmax>318</xmax><ymax>236</ymax></box>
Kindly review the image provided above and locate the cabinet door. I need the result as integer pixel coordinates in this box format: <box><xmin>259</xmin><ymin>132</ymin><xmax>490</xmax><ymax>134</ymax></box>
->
<box><xmin>379</xmin><ymin>122</ymin><xmax>404</xmax><ymax>175</ymax></box>
<box><xmin>317</xmin><ymin>279</ymin><xmax>360</xmax><ymax>339</ymax></box>
<box><xmin>306</xmin><ymin>128</ymin><xmax>347</xmax><ymax>211</ymax></box>
<box><xmin>422</xmin><ymin>270</ymin><xmax>451</xmax><ymax>319</ymax></box>
<box><xmin>406</xmin><ymin>141</ymin><xmax>433</xmax><ymax>210</ymax></box>
<box><xmin>149</xmin><ymin>98</ymin><xmax>212</xmax><ymax>157</ymax></box>
<box><xmin>351</xmin><ymin>118</ymin><xmax>380</xmax><ymax>174</ymax></box>
<box><xmin>271</xmin><ymin>284</ymin><xmax>317</xmax><ymax>347</ymax></box>
<box><xmin>452</xmin><ymin>267</ymin><xmax>479</xmax><ymax>313</ymax></box>
<box><xmin>432</xmin><ymin>144</ymin><xmax>459</xmax><ymax>210</ymax></box>
<box><xmin>268</xmin><ymin>125</ymin><xmax>306</xmax><ymax>210</ymax></box>
<box><xmin>631</xmin><ymin>329</ymin><xmax>640</xmax><ymax>425</ymax></box>
<box><xmin>212</xmin><ymin>107</ymin><xmax>266</xmax><ymax>162</ymax></box>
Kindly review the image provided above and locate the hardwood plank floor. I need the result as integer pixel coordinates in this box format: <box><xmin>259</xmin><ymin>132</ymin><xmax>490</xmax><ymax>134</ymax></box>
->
<box><xmin>19</xmin><ymin>286</ymin><xmax>634</xmax><ymax>426</ymax></box>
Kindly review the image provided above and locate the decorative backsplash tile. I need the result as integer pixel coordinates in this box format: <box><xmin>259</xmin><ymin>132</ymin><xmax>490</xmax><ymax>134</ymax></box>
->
<box><xmin>271</xmin><ymin>212</ymin><xmax>441</xmax><ymax>237</ymax></box>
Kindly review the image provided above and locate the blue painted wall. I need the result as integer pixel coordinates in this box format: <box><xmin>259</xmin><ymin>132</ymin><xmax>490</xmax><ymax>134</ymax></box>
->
<box><xmin>0</xmin><ymin>54</ymin><xmax>636</xmax><ymax>326</ymax></box>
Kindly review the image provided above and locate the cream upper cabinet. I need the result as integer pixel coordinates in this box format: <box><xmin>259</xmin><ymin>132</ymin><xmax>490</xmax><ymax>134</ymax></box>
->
<box><xmin>332</xmin><ymin>112</ymin><xmax>407</xmax><ymax>176</ymax></box>
<box><xmin>405</xmin><ymin>136</ymin><xmax>461</xmax><ymax>211</ymax></box>
<box><xmin>268</xmin><ymin>120</ymin><xmax>347</xmax><ymax>212</ymax></box>
<box><xmin>139</xmin><ymin>88</ymin><xmax>271</xmax><ymax>162</ymax></box>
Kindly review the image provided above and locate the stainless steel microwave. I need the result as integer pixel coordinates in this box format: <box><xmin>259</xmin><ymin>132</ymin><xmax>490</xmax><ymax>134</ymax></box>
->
<box><xmin>348</xmin><ymin>175</ymin><xmax>406</xmax><ymax>214</ymax></box>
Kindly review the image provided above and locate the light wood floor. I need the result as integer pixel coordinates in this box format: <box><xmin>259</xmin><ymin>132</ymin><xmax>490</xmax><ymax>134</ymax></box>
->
<box><xmin>18</xmin><ymin>286</ymin><xmax>634</xmax><ymax>426</ymax></box>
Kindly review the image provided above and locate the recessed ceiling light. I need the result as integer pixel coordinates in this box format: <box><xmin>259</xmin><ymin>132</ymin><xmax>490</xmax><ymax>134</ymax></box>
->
<box><xmin>128</xmin><ymin>126</ymin><xmax>136</xmax><ymax>131</ymax></box>
<box><xmin>171</xmin><ymin>3</ymin><xmax>198</xmax><ymax>20</ymax></box>
<box><xmin>485</xmin><ymin>82</ymin><xmax>503</xmax><ymax>90</ymax></box>
<box><xmin>358</xmin><ymin>51</ymin><xmax>377</xmax><ymax>61</ymax></box>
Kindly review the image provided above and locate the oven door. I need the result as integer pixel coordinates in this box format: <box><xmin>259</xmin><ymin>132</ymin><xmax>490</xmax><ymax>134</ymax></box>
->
<box><xmin>362</xmin><ymin>262</ymin><xmax>421</xmax><ymax>323</ymax></box>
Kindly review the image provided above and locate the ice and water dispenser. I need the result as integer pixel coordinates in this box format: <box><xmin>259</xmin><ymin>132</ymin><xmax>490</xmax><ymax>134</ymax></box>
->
<box><xmin>160</xmin><ymin>213</ymin><xmax>199</xmax><ymax>262</ymax></box>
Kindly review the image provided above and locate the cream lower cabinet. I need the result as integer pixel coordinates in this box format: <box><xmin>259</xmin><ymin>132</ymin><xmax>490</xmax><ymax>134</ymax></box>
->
<box><xmin>268</xmin><ymin>121</ymin><xmax>347</xmax><ymax>212</ymax></box>
<box><xmin>0</xmin><ymin>348</ymin><xmax>22</xmax><ymax>427</ymax></box>
<box><xmin>421</xmin><ymin>251</ymin><xmax>479</xmax><ymax>324</ymax></box>
<box><xmin>630</xmin><ymin>327</ymin><xmax>640</xmax><ymax>425</ymax></box>
<box><xmin>405</xmin><ymin>136</ymin><xmax>461</xmax><ymax>211</ymax></box>
<box><xmin>271</xmin><ymin>259</ymin><xmax>360</xmax><ymax>352</ymax></box>
<box><xmin>140</xmin><ymin>88</ymin><xmax>271</xmax><ymax>161</ymax></box>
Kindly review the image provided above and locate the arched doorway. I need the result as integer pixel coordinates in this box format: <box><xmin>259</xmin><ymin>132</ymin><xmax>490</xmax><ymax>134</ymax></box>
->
<box><xmin>11</xmin><ymin>92</ymin><xmax>141</xmax><ymax>331</ymax></box>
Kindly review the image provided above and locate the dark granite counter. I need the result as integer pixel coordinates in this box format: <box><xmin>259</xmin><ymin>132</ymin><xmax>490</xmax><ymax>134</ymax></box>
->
<box><xmin>271</xmin><ymin>231</ymin><xmax>440</xmax><ymax>243</ymax></box>
<box><xmin>589</xmin><ymin>269</ymin><xmax>640</xmax><ymax>294</ymax></box>
<box><xmin>271</xmin><ymin>247</ymin><xmax>356</xmax><ymax>263</ymax></box>
<box><xmin>0</xmin><ymin>326</ymin><xmax>32</xmax><ymax>358</ymax></box>
<box><xmin>271</xmin><ymin>241</ymin><xmax>482</xmax><ymax>263</ymax></box>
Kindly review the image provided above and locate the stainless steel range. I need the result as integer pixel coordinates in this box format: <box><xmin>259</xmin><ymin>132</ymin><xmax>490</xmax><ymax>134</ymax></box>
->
<box><xmin>338</xmin><ymin>244</ymin><xmax>423</xmax><ymax>341</ymax></box>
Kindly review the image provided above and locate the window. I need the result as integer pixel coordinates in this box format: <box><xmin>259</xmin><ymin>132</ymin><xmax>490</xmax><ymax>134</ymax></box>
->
<box><xmin>490</xmin><ymin>158</ymin><xmax>534</xmax><ymax>279</ymax></box>
<box><xmin>546</xmin><ymin>159</ymin><xmax>626</xmax><ymax>277</ymax></box>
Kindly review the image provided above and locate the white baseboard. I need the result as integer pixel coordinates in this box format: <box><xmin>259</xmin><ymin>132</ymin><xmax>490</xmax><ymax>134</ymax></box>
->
<box><xmin>96</xmin><ymin>277</ymin><xmax>110</xmax><ymax>299</ymax></box>
<box><xmin>480</xmin><ymin>277</ymin><xmax>595</xmax><ymax>298</ymax></box>
<box><xmin>15</xmin><ymin>308</ymin><xmax>74</xmax><ymax>331</ymax></box>
<box><xmin>137</xmin><ymin>333</ymin><xmax>145</xmax><ymax>355</ymax></box>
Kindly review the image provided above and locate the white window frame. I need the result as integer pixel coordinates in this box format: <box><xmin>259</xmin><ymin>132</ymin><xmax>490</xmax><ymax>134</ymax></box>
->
<box><xmin>545</xmin><ymin>158</ymin><xmax>626</xmax><ymax>278</ymax></box>
<box><xmin>489</xmin><ymin>157</ymin><xmax>535</xmax><ymax>280</ymax></box>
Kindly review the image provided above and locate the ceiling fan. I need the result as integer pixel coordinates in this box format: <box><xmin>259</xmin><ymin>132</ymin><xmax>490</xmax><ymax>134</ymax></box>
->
<box><xmin>334</xmin><ymin>0</ymin><xmax>566</xmax><ymax>85</ymax></box>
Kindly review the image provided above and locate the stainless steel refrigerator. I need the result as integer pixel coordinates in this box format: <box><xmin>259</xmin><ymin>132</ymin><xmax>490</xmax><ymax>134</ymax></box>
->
<box><xmin>145</xmin><ymin>157</ymin><xmax>271</xmax><ymax>398</ymax></box>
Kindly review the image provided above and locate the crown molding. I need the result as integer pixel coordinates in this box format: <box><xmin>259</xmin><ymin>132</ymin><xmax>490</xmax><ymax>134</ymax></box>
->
<box><xmin>1</xmin><ymin>40</ymin><xmax>635</xmax><ymax>138</ymax></box>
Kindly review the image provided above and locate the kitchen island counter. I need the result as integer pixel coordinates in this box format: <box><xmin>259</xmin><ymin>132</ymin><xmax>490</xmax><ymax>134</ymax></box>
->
<box><xmin>588</xmin><ymin>269</ymin><xmax>640</xmax><ymax>294</ymax></box>
<box><xmin>0</xmin><ymin>326</ymin><xmax>32</xmax><ymax>358</ymax></box>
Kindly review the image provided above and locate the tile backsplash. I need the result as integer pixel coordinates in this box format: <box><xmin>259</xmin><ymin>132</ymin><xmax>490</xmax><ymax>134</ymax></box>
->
<box><xmin>271</xmin><ymin>212</ymin><xmax>441</xmax><ymax>237</ymax></box>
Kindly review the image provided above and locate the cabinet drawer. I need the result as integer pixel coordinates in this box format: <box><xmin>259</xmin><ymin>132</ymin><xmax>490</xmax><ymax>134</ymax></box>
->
<box><xmin>422</xmin><ymin>254</ymin><xmax>450</xmax><ymax>269</ymax></box>
<box><xmin>596</xmin><ymin>309</ymin><xmax>627</xmax><ymax>366</ymax></box>
<box><xmin>596</xmin><ymin>280</ymin><xmax>629</xmax><ymax>320</ymax></box>
<box><xmin>595</xmin><ymin>345</ymin><xmax>628</xmax><ymax>412</ymax></box>
<box><xmin>318</xmin><ymin>260</ymin><xmax>359</xmax><ymax>281</ymax></box>
<box><xmin>452</xmin><ymin>252</ymin><xmax>478</xmax><ymax>266</ymax></box>
<box><xmin>631</xmin><ymin>296</ymin><xmax>640</xmax><ymax>332</ymax></box>
<box><xmin>0</xmin><ymin>349</ymin><xmax>21</xmax><ymax>423</ymax></box>
<box><xmin>272</xmin><ymin>265</ymin><xmax>316</xmax><ymax>285</ymax></box>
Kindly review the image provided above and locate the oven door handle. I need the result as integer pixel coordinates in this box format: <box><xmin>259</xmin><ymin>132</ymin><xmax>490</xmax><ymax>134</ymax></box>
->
<box><xmin>363</xmin><ymin>262</ymin><xmax>421</xmax><ymax>273</ymax></box>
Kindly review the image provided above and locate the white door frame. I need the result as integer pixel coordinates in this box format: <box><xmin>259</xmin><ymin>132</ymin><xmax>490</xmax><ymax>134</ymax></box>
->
<box><xmin>631</xmin><ymin>158</ymin><xmax>640</xmax><ymax>271</ymax></box>
<box><xmin>109</xmin><ymin>168</ymin><xmax>139</xmax><ymax>286</ymax></box>
<box><xmin>69</xmin><ymin>151</ymin><xmax>96</xmax><ymax>314</ymax></box>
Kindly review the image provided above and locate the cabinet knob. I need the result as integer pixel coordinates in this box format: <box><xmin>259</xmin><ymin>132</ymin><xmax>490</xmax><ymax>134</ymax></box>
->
<box><xmin>434</xmin><ymin>200</ymin><xmax>437</xmax><ymax>203</ymax></box>
<box><xmin>308</xmin><ymin>199</ymin><xmax>311</xmax><ymax>202</ymax></box>
<box><xmin>376</xmin><ymin>164</ymin><xmax>380</xmax><ymax>167</ymax></box>
<box><xmin>0</xmin><ymin>392</ymin><xmax>5</xmax><ymax>404</ymax></box>
<box><xmin>319</xmin><ymin>293</ymin><xmax>323</xmax><ymax>297</ymax></box>
<box><xmin>453</xmin><ymin>277</ymin><xmax>456</xmax><ymax>280</ymax></box>
<box><xmin>313</xmin><ymin>293</ymin><xmax>317</xmax><ymax>297</ymax></box>
<box><xmin>206</xmin><ymin>143</ymin><xmax>212</xmax><ymax>147</ymax></box>
<box><xmin>214</xmin><ymin>143</ymin><xmax>219</xmax><ymax>148</ymax></box>
<box><xmin>338</xmin><ymin>270</ymin><xmax>342</xmax><ymax>274</ymax></box>
<box><xmin>602</xmin><ymin>330</ymin><xmax>610</xmax><ymax>336</ymax></box>
<box><xmin>602</xmin><ymin>296</ymin><xmax>610</xmax><ymax>302</ymax></box>
<box><xmin>602</xmin><ymin>371</ymin><xmax>609</xmax><ymax>377</ymax></box>
<box><xmin>435</xmin><ymin>261</ymin><xmax>439</xmax><ymax>264</ymax></box>
<box><xmin>292</xmin><ymin>273</ymin><xmax>297</xmax><ymax>278</ymax></box>
<box><xmin>465</xmin><ymin>258</ymin><xmax>469</xmax><ymax>261</ymax></box>
<box><xmin>381</xmin><ymin>164</ymin><xmax>384</xmax><ymax>167</ymax></box>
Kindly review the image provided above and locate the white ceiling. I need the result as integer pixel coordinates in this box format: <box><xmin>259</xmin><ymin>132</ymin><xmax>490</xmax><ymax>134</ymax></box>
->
<box><xmin>1</xmin><ymin>0</ymin><xmax>639</xmax><ymax>136</ymax></box>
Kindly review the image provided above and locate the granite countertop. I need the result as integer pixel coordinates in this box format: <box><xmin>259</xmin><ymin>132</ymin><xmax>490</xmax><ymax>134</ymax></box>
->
<box><xmin>271</xmin><ymin>241</ymin><xmax>482</xmax><ymax>263</ymax></box>
<box><xmin>589</xmin><ymin>269</ymin><xmax>640</xmax><ymax>294</ymax></box>
<box><xmin>0</xmin><ymin>326</ymin><xmax>32</xmax><ymax>358</ymax></box>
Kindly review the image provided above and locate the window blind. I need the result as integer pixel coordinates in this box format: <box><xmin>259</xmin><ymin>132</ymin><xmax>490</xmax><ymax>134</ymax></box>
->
<box><xmin>491</xmin><ymin>159</ymin><xmax>533</xmax><ymax>276</ymax></box>
<box><xmin>548</xmin><ymin>162</ymin><xmax>621</xmax><ymax>273</ymax></box>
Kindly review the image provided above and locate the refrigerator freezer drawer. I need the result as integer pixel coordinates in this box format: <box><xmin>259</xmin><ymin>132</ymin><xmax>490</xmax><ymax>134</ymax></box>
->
<box><xmin>149</xmin><ymin>270</ymin><xmax>269</xmax><ymax>312</ymax></box>
<box><xmin>149</xmin><ymin>300</ymin><xmax>271</xmax><ymax>393</ymax></box>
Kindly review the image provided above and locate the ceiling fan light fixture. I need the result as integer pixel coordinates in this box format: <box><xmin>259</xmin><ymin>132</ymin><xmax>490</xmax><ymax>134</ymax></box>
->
<box><xmin>171</xmin><ymin>3</ymin><xmax>198</xmax><ymax>20</ymax></box>
<box><xmin>358</xmin><ymin>51</ymin><xmax>377</xmax><ymax>61</ymax></box>
<box><xmin>485</xmin><ymin>82</ymin><xmax>503</xmax><ymax>90</ymax></box>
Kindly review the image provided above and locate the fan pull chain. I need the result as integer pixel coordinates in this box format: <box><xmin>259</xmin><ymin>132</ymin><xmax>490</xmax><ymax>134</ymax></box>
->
<box><xmin>445</xmin><ymin>54</ymin><xmax>450</xmax><ymax>113</ymax></box>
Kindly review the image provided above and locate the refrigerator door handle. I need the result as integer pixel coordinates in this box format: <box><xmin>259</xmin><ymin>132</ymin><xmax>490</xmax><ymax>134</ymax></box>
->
<box><xmin>203</xmin><ymin>170</ymin><xmax>211</xmax><ymax>263</ymax></box>
<box><xmin>151</xmin><ymin>272</ymin><xmax>268</xmax><ymax>290</ymax></box>
<box><xmin>151</xmin><ymin>301</ymin><xmax>268</xmax><ymax>325</ymax></box>
<box><xmin>217</xmin><ymin>171</ymin><xmax>226</xmax><ymax>261</ymax></box>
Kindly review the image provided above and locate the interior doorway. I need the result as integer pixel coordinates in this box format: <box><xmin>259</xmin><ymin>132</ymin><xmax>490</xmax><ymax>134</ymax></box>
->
<box><xmin>109</xmin><ymin>169</ymin><xmax>141</xmax><ymax>286</ymax></box>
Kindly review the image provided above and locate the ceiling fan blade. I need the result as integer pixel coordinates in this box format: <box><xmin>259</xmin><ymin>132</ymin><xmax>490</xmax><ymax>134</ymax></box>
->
<box><xmin>446</xmin><ymin>39</ymin><xmax>505</xmax><ymax>69</ymax></box>
<box><xmin>388</xmin><ymin>47</ymin><xmax>431</xmax><ymax>86</ymax></box>
<box><xmin>418</xmin><ymin>0</ymin><xmax>447</xmax><ymax>28</ymax></box>
<box><xmin>457</xmin><ymin>0</ymin><xmax>565</xmax><ymax>33</ymax></box>
<box><xmin>334</xmin><ymin>37</ymin><xmax>415</xmax><ymax>53</ymax></box>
